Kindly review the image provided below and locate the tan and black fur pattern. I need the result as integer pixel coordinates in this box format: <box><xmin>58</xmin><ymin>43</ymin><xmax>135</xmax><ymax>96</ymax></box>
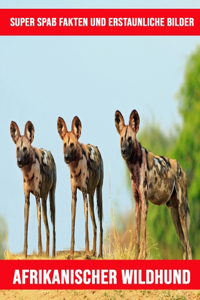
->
<box><xmin>10</xmin><ymin>121</ymin><xmax>56</xmax><ymax>258</ymax></box>
<box><xmin>115</xmin><ymin>109</ymin><xmax>192</xmax><ymax>260</ymax></box>
<box><xmin>57</xmin><ymin>116</ymin><xmax>103</xmax><ymax>258</ymax></box>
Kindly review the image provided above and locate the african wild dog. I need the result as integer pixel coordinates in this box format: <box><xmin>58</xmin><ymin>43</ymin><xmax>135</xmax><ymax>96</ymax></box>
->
<box><xmin>57</xmin><ymin>116</ymin><xmax>103</xmax><ymax>258</ymax></box>
<box><xmin>115</xmin><ymin>109</ymin><xmax>192</xmax><ymax>260</ymax></box>
<box><xmin>10</xmin><ymin>121</ymin><xmax>56</xmax><ymax>258</ymax></box>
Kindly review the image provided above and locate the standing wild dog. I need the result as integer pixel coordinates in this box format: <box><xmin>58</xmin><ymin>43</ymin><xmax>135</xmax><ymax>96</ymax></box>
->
<box><xmin>57</xmin><ymin>116</ymin><xmax>103</xmax><ymax>258</ymax></box>
<box><xmin>10</xmin><ymin>121</ymin><xmax>56</xmax><ymax>258</ymax></box>
<box><xmin>115</xmin><ymin>109</ymin><xmax>192</xmax><ymax>260</ymax></box>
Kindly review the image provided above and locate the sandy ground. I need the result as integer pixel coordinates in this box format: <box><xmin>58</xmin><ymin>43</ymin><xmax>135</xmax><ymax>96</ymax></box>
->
<box><xmin>0</xmin><ymin>289</ymin><xmax>199</xmax><ymax>300</ymax></box>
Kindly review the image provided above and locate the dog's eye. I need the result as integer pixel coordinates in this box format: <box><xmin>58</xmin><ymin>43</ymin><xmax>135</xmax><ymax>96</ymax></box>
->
<box><xmin>128</xmin><ymin>137</ymin><xmax>132</xmax><ymax>143</ymax></box>
<box><xmin>23</xmin><ymin>147</ymin><xmax>27</xmax><ymax>152</ymax></box>
<box><xmin>121</xmin><ymin>137</ymin><xmax>123</xmax><ymax>142</ymax></box>
<box><xmin>17</xmin><ymin>147</ymin><xmax>19</xmax><ymax>152</ymax></box>
<box><xmin>64</xmin><ymin>143</ymin><xmax>66</xmax><ymax>148</ymax></box>
<box><xmin>70</xmin><ymin>143</ymin><xmax>74</xmax><ymax>148</ymax></box>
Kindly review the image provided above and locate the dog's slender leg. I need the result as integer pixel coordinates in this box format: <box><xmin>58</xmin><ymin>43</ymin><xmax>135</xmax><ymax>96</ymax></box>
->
<box><xmin>24</xmin><ymin>192</ymin><xmax>30</xmax><ymax>258</ymax></box>
<box><xmin>133</xmin><ymin>189</ymin><xmax>141</xmax><ymax>259</ymax></box>
<box><xmin>41</xmin><ymin>196</ymin><xmax>49</xmax><ymax>256</ymax></box>
<box><xmin>83</xmin><ymin>192</ymin><xmax>90</xmax><ymax>258</ymax></box>
<box><xmin>178</xmin><ymin>207</ymin><xmax>192</xmax><ymax>259</ymax></box>
<box><xmin>89</xmin><ymin>193</ymin><xmax>97</xmax><ymax>257</ymax></box>
<box><xmin>171</xmin><ymin>203</ymin><xmax>187</xmax><ymax>259</ymax></box>
<box><xmin>141</xmin><ymin>197</ymin><xmax>148</xmax><ymax>259</ymax></box>
<box><xmin>36</xmin><ymin>196</ymin><xmax>42</xmax><ymax>256</ymax></box>
<box><xmin>176</xmin><ymin>184</ymin><xmax>192</xmax><ymax>260</ymax></box>
<box><xmin>69</xmin><ymin>187</ymin><xmax>77</xmax><ymax>257</ymax></box>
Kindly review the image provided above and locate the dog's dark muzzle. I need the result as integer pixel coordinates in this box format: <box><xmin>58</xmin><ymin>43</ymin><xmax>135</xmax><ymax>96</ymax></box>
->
<box><xmin>17</xmin><ymin>158</ymin><xmax>23</xmax><ymax>168</ymax></box>
<box><xmin>121</xmin><ymin>147</ymin><xmax>132</xmax><ymax>160</ymax></box>
<box><xmin>64</xmin><ymin>154</ymin><xmax>70</xmax><ymax>164</ymax></box>
<box><xmin>121</xmin><ymin>147</ymin><xmax>129</xmax><ymax>158</ymax></box>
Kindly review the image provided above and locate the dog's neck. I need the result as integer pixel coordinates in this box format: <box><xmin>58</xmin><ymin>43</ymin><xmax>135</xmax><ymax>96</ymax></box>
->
<box><xmin>21</xmin><ymin>146</ymin><xmax>36</xmax><ymax>176</ymax></box>
<box><xmin>68</xmin><ymin>142</ymin><xmax>82</xmax><ymax>171</ymax></box>
<box><xmin>125</xmin><ymin>139</ymin><xmax>143</xmax><ymax>189</ymax></box>
<box><xmin>126</xmin><ymin>139</ymin><xmax>143</xmax><ymax>169</ymax></box>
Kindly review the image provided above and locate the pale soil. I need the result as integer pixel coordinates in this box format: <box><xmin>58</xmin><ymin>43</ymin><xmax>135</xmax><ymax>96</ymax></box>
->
<box><xmin>0</xmin><ymin>289</ymin><xmax>199</xmax><ymax>300</ymax></box>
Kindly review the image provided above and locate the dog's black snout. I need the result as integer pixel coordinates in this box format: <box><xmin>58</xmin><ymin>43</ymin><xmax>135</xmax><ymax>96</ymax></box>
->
<box><xmin>64</xmin><ymin>154</ymin><xmax>69</xmax><ymax>163</ymax></box>
<box><xmin>121</xmin><ymin>148</ymin><xmax>126</xmax><ymax>156</ymax></box>
<box><xmin>17</xmin><ymin>157</ymin><xmax>23</xmax><ymax>168</ymax></box>
<box><xmin>17</xmin><ymin>158</ymin><xmax>22</xmax><ymax>164</ymax></box>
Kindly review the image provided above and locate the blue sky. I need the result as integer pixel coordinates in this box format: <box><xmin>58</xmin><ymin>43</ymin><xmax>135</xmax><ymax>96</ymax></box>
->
<box><xmin>0</xmin><ymin>0</ymin><xmax>200</xmax><ymax>255</ymax></box>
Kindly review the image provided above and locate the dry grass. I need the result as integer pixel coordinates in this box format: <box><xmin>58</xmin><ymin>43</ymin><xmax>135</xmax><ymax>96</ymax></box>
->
<box><xmin>104</xmin><ymin>200</ymin><xmax>160</xmax><ymax>260</ymax></box>
<box><xmin>103</xmin><ymin>161</ymin><xmax>160</xmax><ymax>260</ymax></box>
<box><xmin>4</xmin><ymin>249</ymin><xmax>99</xmax><ymax>260</ymax></box>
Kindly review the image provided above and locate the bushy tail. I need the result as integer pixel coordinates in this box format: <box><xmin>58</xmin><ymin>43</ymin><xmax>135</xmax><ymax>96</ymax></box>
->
<box><xmin>96</xmin><ymin>165</ymin><xmax>103</xmax><ymax>258</ymax></box>
<box><xmin>49</xmin><ymin>170</ymin><xmax>56</xmax><ymax>257</ymax></box>
<box><xmin>50</xmin><ymin>169</ymin><xmax>56</xmax><ymax>222</ymax></box>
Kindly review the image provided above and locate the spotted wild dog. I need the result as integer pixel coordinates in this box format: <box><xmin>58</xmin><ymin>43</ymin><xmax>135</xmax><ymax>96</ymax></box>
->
<box><xmin>10</xmin><ymin>121</ymin><xmax>56</xmax><ymax>258</ymax></box>
<box><xmin>115</xmin><ymin>109</ymin><xmax>192</xmax><ymax>260</ymax></box>
<box><xmin>57</xmin><ymin>116</ymin><xmax>103</xmax><ymax>258</ymax></box>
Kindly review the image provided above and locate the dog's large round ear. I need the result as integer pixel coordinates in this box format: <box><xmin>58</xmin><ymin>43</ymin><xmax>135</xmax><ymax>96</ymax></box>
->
<box><xmin>10</xmin><ymin>121</ymin><xmax>20</xmax><ymax>144</ymax></box>
<box><xmin>71</xmin><ymin>116</ymin><xmax>82</xmax><ymax>139</ymax></box>
<box><xmin>57</xmin><ymin>117</ymin><xmax>68</xmax><ymax>140</ymax></box>
<box><xmin>24</xmin><ymin>121</ymin><xmax>35</xmax><ymax>144</ymax></box>
<box><xmin>129</xmin><ymin>110</ymin><xmax>140</xmax><ymax>133</ymax></box>
<box><xmin>115</xmin><ymin>110</ymin><xmax>125</xmax><ymax>134</ymax></box>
